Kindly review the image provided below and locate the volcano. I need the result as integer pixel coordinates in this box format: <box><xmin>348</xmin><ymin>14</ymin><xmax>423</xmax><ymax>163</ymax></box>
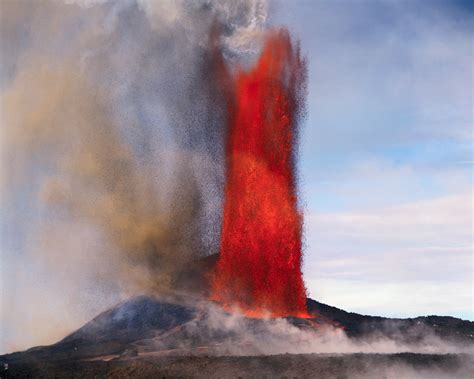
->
<box><xmin>1</xmin><ymin>256</ymin><xmax>473</xmax><ymax>378</ymax></box>
<box><xmin>1</xmin><ymin>295</ymin><xmax>473</xmax><ymax>378</ymax></box>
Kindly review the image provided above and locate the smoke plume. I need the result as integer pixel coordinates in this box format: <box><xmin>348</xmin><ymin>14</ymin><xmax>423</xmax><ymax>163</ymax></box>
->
<box><xmin>0</xmin><ymin>0</ymin><xmax>267</xmax><ymax>352</ymax></box>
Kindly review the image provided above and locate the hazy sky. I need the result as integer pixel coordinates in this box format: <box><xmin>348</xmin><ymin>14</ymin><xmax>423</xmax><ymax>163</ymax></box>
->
<box><xmin>273</xmin><ymin>0</ymin><xmax>472</xmax><ymax>320</ymax></box>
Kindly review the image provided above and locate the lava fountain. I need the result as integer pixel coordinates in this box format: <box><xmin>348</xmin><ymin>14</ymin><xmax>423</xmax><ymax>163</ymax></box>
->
<box><xmin>211</xmin><ymin>29</ymin><xmax>308</xmax><ymax>318</ymax></box>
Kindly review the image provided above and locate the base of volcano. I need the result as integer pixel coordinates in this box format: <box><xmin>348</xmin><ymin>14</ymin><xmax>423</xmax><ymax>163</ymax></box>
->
<box><xmin>1</xmin><ymin>294</ymin><xmax>473</xmax><ymax>378</ymax></box>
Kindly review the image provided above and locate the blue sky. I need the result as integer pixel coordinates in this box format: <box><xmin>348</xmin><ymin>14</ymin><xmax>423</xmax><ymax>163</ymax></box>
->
<box><xmin>273</xmin><ymin>0</ymin><xmax>472</xmax><ymax>319</ymax></box>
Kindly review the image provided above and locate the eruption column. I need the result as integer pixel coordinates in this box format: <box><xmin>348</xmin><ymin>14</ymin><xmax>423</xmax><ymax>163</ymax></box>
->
<box><xmin>211</xmin><ymin>30</ymin><xmax>308</xmax><ymax>317</ymax></box>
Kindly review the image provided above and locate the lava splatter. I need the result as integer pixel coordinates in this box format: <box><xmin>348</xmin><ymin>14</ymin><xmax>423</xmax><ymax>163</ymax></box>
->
<box><xmin>211</xmin><ymin>29</ymin><xmax>308</xmax><ymax>318</ymax></box>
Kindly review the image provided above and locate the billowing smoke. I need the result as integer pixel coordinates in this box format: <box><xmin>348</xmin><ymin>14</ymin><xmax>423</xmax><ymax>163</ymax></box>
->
<box><xmin>0</xmin><ymin>0</ymin><xmax>267</xmax><ymax>352</ymax></box>
<box><xmin>176</xmin><ymin>302</ymin><xmax>474</xmax><ymax>356</ymax></box>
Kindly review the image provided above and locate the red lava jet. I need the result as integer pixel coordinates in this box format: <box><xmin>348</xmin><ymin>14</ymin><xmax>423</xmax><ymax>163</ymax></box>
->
<box><xmin>211</xmin><ymin>29</ymin><xmax>309</xmax><ymax>318</ymax></box>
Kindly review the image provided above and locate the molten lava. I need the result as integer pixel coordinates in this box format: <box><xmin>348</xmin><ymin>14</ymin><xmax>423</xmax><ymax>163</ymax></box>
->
<box><xmin>211</xmin><ymin>30</ymin><xmax>308</xmax><ymax>318</ymax></box>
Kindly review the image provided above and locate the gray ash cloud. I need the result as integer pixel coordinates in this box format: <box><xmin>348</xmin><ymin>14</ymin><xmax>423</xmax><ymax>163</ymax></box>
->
<box><xmin>0</xmin><ymin>0</ymin><xmax>267</xmax><ymax>352</ymax></box>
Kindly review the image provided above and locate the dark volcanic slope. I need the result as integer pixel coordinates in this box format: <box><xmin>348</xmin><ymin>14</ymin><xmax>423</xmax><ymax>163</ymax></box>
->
<box><xmin>62</xmin><ymin>296</ymin><xmax>196</xmax><ymax>345</ymax></box>
<box><xmin>1</xmin><ymin>295</ymin><xmax>473</xmax><ymax>368</ymax></box>
<box><xmin>307</xmin><ymin>298</ymin><xmax>474</xmax><ymax>344</ymax></box>
<box><xmin>3</xmin><ymin>297</ymin><xmax>198</xmax><ymax>365</ymax></box>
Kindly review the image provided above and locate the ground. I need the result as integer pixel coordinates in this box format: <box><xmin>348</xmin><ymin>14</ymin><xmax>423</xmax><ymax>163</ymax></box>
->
<box><xmin>2</xmin><ymin>353</ymin><xmax>473</xmax><ymax>379</ymax></box>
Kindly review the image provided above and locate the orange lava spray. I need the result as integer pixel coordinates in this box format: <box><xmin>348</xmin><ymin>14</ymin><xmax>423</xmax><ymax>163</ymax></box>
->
<box><xmin>211</xmin><ymin>29</ymin><xmax>308</xmax><ymax>318</ymax></box>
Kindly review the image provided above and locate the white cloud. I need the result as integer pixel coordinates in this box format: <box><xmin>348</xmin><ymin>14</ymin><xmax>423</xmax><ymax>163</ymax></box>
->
<box><xmin>307</xmin><ymin>279</ymin><xmax>472</xmax><ymax>319</ymax></box>
<box><xmin>307</xmin><ymin>192</ymin><xmax>471</xmax><ymax>243</ymax></box>
<box><xmin>303</xmin><ymin>192</ymin><xmax>473</xmax><ymax>319</ymax></box>
<box><xmin>137</xmin><ymin>0</ymin><xmax>268</xmax><ymax>54</ymax></box>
